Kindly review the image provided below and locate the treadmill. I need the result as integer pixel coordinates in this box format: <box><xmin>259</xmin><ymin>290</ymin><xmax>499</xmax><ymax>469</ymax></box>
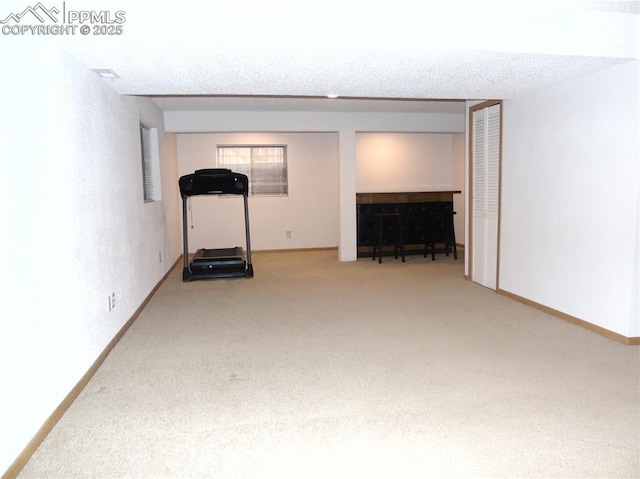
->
<box><xmin>179</xmin><ymin>168</ymin><xmax>254</xmax><ymax>281</ymax></box>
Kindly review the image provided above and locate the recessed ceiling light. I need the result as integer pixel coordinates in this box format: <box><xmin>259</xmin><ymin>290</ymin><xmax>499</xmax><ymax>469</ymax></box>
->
<box><xmin>327</xmin><ymin>94</ymin><xmax>338</xmax><ymax>99</ymax></box>
<box><xmin>92</xmin><ymin>68</ymin><xmax>120</xmax><ymax>79</ymax></box>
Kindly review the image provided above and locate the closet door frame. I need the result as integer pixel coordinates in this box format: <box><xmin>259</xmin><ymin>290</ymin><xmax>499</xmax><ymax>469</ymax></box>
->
<box><xmin>468</xmin><ymin>100</ymin><xmax>503</xmax><ymax>290</ymax></box>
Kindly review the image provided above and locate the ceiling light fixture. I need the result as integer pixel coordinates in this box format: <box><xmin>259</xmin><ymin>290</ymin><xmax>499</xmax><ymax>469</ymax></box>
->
<box><xmin>327</xmin><ymin>94</ymin><xmax>338</xmax><ymax>99</ymax></box>
<box><xmin>92</xmin><ymin>68</ymin><xmax>120</xmax><ymax>79</ymax></box>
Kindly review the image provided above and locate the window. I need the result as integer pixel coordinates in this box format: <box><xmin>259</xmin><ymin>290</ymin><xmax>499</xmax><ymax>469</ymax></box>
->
<box><xmin>139</xmin><ymin>122</ymin><xmax>161</xmax><ymax>202</ymax></box>
<box><xmin>217</xmin><ymin>145</ymin><xmax>288</xmax><ymax>196</ymax></box>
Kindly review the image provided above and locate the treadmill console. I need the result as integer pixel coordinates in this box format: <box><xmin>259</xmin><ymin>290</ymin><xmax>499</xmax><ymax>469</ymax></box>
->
<box><xmin>179</xmin><ymin>168</ymin><xmax>249</xmax><ymax>197</ymax></box>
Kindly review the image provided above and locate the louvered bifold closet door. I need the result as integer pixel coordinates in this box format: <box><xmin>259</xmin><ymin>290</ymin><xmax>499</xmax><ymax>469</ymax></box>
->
<box><xmin>471</xmin><ymin>103</ymin><xmax>501</xmax><ymax>289</ymax></box>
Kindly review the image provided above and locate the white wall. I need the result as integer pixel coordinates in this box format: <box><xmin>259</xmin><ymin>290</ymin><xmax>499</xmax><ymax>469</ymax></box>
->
<box><xmin>176</xmin><ymin>131</ymin><xmax>466</xmax><ymax>252</ymax></box>
<box><xmin>166</xmin><ymin>111</ymin><xmax>466</xmax><ymax>260</ymax></box>
<box><xmin>0</xmin><ymin>46</ymin><xmax>181</xmax><ymax>474</ymax></box>
<box><xmin>164</xmin><ymin>111</ymin><xmax>465</xmax><ymax>134</ymax></box>
<box><xmin>177</xmin><ymin>132</ymin><xmax>339</xmax><ymax>251</ymax></box>
<box><xmin>356</xmin><ymin>133</ymin><xmax>454</xmax><ymax>192</ymax></box>
<box><xmin>500</xmin><ymin>60</ymin><xmax>639</xmax><ymax>337</ymax></box>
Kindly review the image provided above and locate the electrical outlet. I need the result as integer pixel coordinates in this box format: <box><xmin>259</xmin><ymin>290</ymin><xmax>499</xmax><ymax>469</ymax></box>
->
<box><xmin>159</xmin><ymin>252</ymin><xmax>162</xmax><ymax>262</ymax></box>
<box><xmin>286</xmin><ymin>230</ymin><xmax>292</xmax><ymax>239</ymax></box>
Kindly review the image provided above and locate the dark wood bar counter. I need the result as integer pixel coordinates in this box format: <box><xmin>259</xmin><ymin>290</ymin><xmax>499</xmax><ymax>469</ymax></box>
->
<box><xmin>356</xmin><ymin>191</ymin><xmax>461</xmax><ymax>258</ymax></box>
<box><xmin>356</xmin><ymin>191</ymin><xmax>460</xmax><ymax>205</ymax></box>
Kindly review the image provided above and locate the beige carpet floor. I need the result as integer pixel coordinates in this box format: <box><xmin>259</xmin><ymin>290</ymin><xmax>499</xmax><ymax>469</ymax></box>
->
<box><xmin>17</xmin><ymin>250</ymin><xmax>640</xmax><ymax>478</ymax></box>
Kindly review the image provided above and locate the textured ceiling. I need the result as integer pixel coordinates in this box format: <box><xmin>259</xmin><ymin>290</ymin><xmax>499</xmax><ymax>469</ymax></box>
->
<box><xmin>26</xmin><ymin>0</ymin><xmax>637</xmax><ymax>113</ymax></box>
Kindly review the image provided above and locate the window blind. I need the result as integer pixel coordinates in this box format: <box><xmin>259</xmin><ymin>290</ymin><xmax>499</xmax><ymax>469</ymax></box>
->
<box><xmin>218</xmin><ymin>145</ymin><xmax>288</xmax><ymax>196</ymax></box>
<box><xmin>140</xmin><ymin>122</ymin><xmax>153</xmax><ymax>202</ymax></box>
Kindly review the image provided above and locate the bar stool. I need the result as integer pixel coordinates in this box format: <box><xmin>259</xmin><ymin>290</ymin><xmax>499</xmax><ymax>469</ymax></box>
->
<box><xmin>424</xmin><ymin>206</ymin><xmax>457</xmax><ymax>261</ymax></box>
<box><xmin>372</xmin><ymin>212</ymin><xmax>406</xmax><ymax>263</ymax></box>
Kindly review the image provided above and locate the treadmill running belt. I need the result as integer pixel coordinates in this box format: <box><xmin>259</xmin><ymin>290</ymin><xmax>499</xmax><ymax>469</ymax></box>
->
<box><xmin>194</xmin><ymin>247</ymin><xmax>244</xmax><ymax>260</ymax></box>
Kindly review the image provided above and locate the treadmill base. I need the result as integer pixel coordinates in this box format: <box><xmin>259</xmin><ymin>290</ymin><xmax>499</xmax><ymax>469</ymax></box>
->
<box><xmin>183</xmin><ymin>247</ymin><xmax>252</xmax><ymax>281</ymax></box>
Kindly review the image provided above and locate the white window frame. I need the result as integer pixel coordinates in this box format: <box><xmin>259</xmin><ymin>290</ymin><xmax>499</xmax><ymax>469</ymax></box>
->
<box><xmin>140</xmin><ymin>122</ymin><xmax>161</xmax><ymax>202</ymax></box>
<box><xmin>217</xmin><ymin>145</ymin><xmax>288</xmax><ymax>197</ymax></box>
